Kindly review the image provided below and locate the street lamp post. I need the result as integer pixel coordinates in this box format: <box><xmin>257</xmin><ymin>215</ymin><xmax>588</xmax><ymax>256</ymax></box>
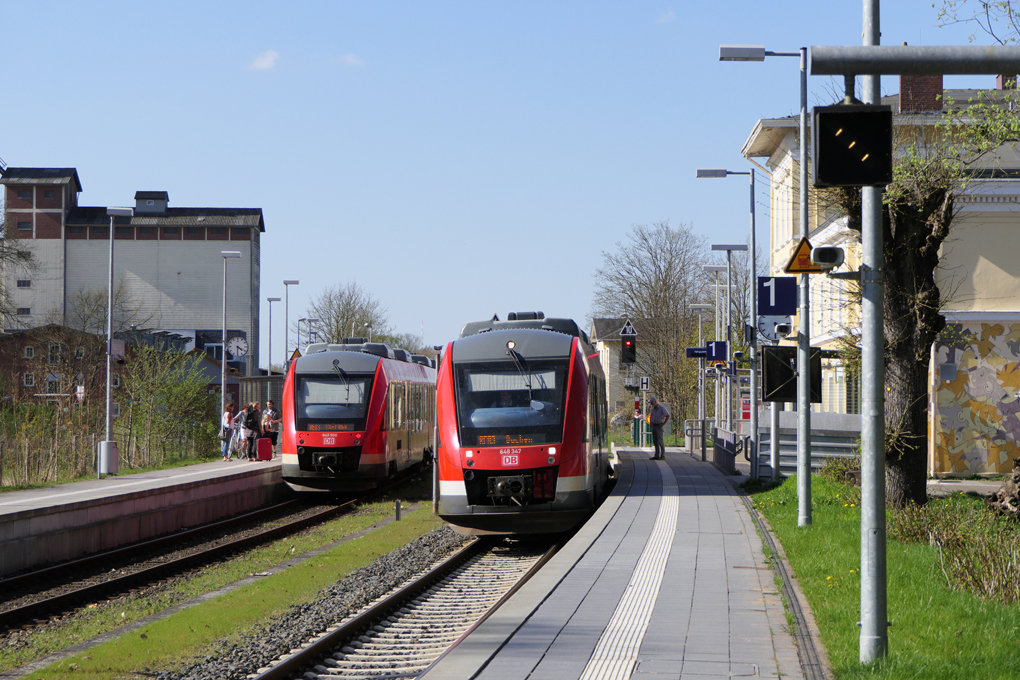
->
<box><xmin>221</xmin><ymin>251</ymin><xmax>241</xmax><ymax>421</ymax></box>
<box><xmin>283</xmin><ymin>280</ymin><xmax>299</xmax><ymax>362</ymax></box>
<box><xmin>101</xmin><ymin>206</ymin><xmax>133</xmax><ymax>478</ymax></box>
<box><xmin>711</xmin><ymin>243</ymin><xmax>748</xmax><ymax>432</ymax></box>
<box><xmin>699</xmin><ymin>168</ymin><xmax>758</xmax><ymax>478</ymax></box>
<box><xmin>703</xmin><ymin>264</ymin><xmax>728</xmax><ymax>426</ymax></box>
<box><xmin>691</xmin><ymin>303</ymin><xmax>714</xmax><ymax>462</ymax></box>
<box><xmin>266</xmin><ymin>297</ymin><xmax>281</xmax><ymax>373</ymax></box>
<box><xmin>719</xmin><ymin>44</ymin><xmax>811</xmax><ymax>524</ymax></box>
<box><xmin>297</xmin><ymin>317</ymin><xmax>320</xmax><ymax>350</ymax></box>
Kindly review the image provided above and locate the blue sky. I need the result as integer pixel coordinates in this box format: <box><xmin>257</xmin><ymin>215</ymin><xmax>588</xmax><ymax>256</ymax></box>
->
<box><xmin>2</xmin><ymin>1</ymin><xmax>988</xmax><ymax>368</ymax></box>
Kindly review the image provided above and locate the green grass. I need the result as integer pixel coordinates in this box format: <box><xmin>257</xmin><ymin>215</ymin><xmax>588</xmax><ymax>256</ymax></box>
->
<box><xmin>750</xmin><ymin>475</ymin><xmax>1020</xmax><ymax>679</ymax></box>
<box><xmin>3</xmin><ymin>486</ymin><xmax>444</xmax><ymax>679</ymax></box>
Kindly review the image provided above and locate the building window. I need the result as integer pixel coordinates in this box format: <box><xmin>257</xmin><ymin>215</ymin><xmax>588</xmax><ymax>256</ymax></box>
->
<box><xmin>43</xmin><ymin>190</ymin><xmax>54</xmax><ymax>199</ymax></box>
<box><xmin>17</xmin><ymin>308</ymin><xmax>31</xmax><ymax>316</ymax></box>
<box><xmin>112</xmin><ymin>374</ymin><xmax>120</xmax><ymax>388</ymax></box>
<box><xmin>17</xmin><ymin>190</ymin><xmax>31</xmax><ymax>200</ymax></box>
<box><xmin>112</xmin><ymin>402</ymin><xmax>121</xmax><ymax>418</ymax></box>
<box><xmin>46</xmin><ymin>375</ymin><xmax>60</xmax><ymax>394</ymax></box>
<box><xmin>146</xmin><ymin>200</ymin><xmax>154</xmax><ymax>206</ymax></box>
<box><xmin>17</xmin><ymin>221</ymin><xmax>31</xmax><ymax>231</ymax></box>
<box><xmin>95</xmin><ymin>226</ymin><xmax>109</xmax><ymax>236</ymax></box>
<box><xmin>139</xmin><ymin>226</ymin><xmax>155</xmax><ymax>235</ymax></box>
<box><xmin>68</xmin><ymin>225</ymin><xmax>85</xmax><ymax>234</ymax></box>
<box><xmin>186</xmin><ymin>227</ymin><xmax>203</xmax><ymax>236</ymax></box>
<box><xmin>115</xmin><ymin>226</ymin><xmax>131</xmax><ymax>236</ymax></box>
<box><xmin>210</xmin><ymin>227</ymin><xmax>226</xmax><ymax>236</ymax></box>
<box><xmin>75</xmin><ymin>346</ymin><xmax>85</xmax><ymax>359</ymax></box>
<box><xmin>48</xmin><ymin>343</ymin><xmax>61</xmax><ymax>365</ymax></box>
<box><xmin>231</xmin><ymin>227</ymin><xmax>248</xmax><ymax>238</ymax></box>
<box><xmin>24</xmin><ymin>346</ymin><xmax>35</xmax><ymax>359</ymax></box>
<box><xmin>162</xmin><ymin>227</ymin><xmax>179</xmax><ymax>236</ymax></box>
<box><xmin>16</xmin><ymin>280</ymin><xmax>30</xmax><ymax>288</ymax></box>
<box><xmin>23</xmin><ymin>373</ymin><xmax>34</xmax><ymax>387</ymax></box>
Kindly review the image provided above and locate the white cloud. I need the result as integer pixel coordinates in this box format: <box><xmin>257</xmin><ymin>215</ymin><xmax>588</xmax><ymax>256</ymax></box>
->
<box><xmin>249</xmin><ymin>50</ymin><xmax>280</xmax><ymax>70</ymax></box>
<box><xmin>657</xmin><ymin>10</ymin><xmax>675</xmax><ymax>23</ymax></box>
<box><xmin>339</xmin><ymin>53</ymin><xmax>364</xmax><ymax>67</ymax></box>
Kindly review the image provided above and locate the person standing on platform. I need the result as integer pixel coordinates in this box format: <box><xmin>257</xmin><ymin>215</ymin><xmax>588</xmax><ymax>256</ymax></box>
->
<box><xmin>262</xmin><ymin>400</ymin><xmax>281</xmax><ymax>457</ymax></box>
<box><xmin>220</xmin><ymin>402</ymin><xmax>235</xmax><ymax>461</ymax></box>
<box><xmin>244</xmin><ymin>403</ymin><xmax>263</xmax><ymax>461</ymax></box>
<box><xmin>649</xmin><ymin>397</ymin><xmax>671</xmax><ymax>460</ymax></box>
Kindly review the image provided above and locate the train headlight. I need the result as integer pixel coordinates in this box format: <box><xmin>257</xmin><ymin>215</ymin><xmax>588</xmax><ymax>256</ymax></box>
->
<box><xmin>466</xmin><ymin>459</ymin><xmax>475</xmax><ymax>467</ymax></box>
<box><xmin>548</xmin><ymin>457</ymin><xmax>556</xmax><ymax>464</ymax></box>
<box><xmin>465</xmin><ymin>450</ymin><xmax>473</xmax><ymax>457</ymax></box>
<box><xmin>549</xmin><ymin>447</ymin><xmax>556</xmax><ymax>455</ymax></box>
<box><xmin>506</xmin><ymin>340</ymin><xmax>516</xmax><ymax>350</ymax></box>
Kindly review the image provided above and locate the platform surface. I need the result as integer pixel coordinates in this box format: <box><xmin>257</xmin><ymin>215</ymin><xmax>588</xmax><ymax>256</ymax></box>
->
<box><xmin>428</xmin><ymin>447</ymin><xmax>804</xmax><ymax>680</ymax></box>
<box><xmin>0</xmin><ymin>458</ymin><xmax>280</xmax><ymax>519</ymax></box>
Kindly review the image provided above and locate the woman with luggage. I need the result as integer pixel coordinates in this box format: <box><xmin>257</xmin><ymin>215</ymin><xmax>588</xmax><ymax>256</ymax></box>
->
<box><xmin>244</xmin><ymin>402</ymin><xmax>263</xmax><ymax>461</ymax></box>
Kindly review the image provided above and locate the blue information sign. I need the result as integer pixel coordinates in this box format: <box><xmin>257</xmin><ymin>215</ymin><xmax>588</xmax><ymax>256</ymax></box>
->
<box><xmin>758</xmin><ymin>276</ymin><xmax>797</xmax><ymax>316</ymax></box>
<box><xmin>707</xmin><ymin>341</ymin><xmax>727</xmax><ymax>362</ymax></box>
<box><xmin>686</xmin><ymin>347</ymin><xmax>708</xmax><ymax>358</ymax></box>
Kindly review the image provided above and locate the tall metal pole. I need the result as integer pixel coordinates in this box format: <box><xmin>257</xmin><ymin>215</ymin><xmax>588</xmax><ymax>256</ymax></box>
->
<box><xmin>748</xmin><ymin>171</ymin><xmax>758</xmax><ymax>478</ymax></box>
<box><xmin>725</xmin><ymin>250</ymin><xmax>733</xmax><ymax>431</ymax></box>
<box><xmin>283</xmin><ymin>280</ymin><xmax>299</xmax><ymax>362</ymax></box>
<box><xmin>796</xmin><ymin>46</ymin><xmax>812</xmax><ymax>527</ymax></box>
<box><xmin>105</xmin><ymin>213</ymin><xmax>115</xmax><ymax>451</ymax></box>
<box><xmin>267</xmin><ymin>297</ymin><xmax>280</xmax><ymax>373</ymax></box>
<box><xmin>222</xmin><ymin>257</ymin><xmax>229</xmax><ymax>419</ymax></box>
<box><xmin>860</xmin><ymin>0</ymin><xmax>888</xmax><ymax>661</ymax></box>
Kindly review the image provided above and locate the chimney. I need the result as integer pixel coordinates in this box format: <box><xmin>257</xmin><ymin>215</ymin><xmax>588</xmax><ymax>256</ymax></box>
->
<box><xmin>898</xmin><ymin>43</ymin><xmax>943</xmax><ymax>114</ymax></box>
<box><xmin>899</xmin><ymin>74</ymin><xmax>943</xmax><ymax>113</ymax></box>
<box><xmin>997</xmin><ymin>75</ymin><xmax>1017</xmax><ymax>90</ymax></box>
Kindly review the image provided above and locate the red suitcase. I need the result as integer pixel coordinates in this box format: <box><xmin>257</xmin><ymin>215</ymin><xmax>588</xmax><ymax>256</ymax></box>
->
<box><xmin>256</xmin><ymin>437</ymin><xmax>273</xmax><ymax>461</ymax></box>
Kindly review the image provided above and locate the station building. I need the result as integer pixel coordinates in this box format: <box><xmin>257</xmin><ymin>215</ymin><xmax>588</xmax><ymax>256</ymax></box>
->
<box><xmin>0</xmin><ymin>167</ymin><xmax>264</xmax><ymax>377</ymax></box>
<box><xmin>743</xmin><ymin>75</ymin><xmax>1020</xmax><ymax>477</ymax></box>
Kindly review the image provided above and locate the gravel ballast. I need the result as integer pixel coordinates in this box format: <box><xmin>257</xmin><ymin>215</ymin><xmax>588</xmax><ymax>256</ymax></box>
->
<box><xmin>156</xmin><ymin>526</ymin><xmax>468</xmax><ymax>680</ymax></box>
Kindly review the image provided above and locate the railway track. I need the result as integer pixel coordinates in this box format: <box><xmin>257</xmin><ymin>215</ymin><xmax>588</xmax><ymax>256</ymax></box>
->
<box><xmin>252</xmin><ymin>538</ymin><xmax>560</xmax><ymax>680</ymax></box>
<box><xmin>0</xmin><ymin>496</ymin><xmax>366</xmax><ymax>632</ymax></box>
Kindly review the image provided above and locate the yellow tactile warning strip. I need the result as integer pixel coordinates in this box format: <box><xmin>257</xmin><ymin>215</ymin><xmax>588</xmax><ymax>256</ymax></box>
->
<box><xmin>578</xmin><ymin>460</ymin><xmax>678</xmax><ymax>680</ymax></box>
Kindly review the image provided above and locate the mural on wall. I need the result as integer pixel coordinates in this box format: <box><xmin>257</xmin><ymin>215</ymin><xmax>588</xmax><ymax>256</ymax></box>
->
<box><xmin>933</xmin><ymin>322</ymin><xmax>1020</xmax><ymax>476</ymax></box>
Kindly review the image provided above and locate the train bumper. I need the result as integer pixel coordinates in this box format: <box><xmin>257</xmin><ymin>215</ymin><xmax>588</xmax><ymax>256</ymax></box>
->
<box><xmin>438</xmin><ymin>479</ymin><xmax>592</xmax><ymax>535</ymax></box>
<box><xmin>281</xmin><ymin>459</ymin><xmax>387</xmax><ymax>491</ymax></box>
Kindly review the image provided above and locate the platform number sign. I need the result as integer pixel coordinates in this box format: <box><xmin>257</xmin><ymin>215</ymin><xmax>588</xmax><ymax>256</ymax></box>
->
<box><xmin>758</xmin><ymin>276</ymin><xmax>796</xmax><ymax>316</ymax></box>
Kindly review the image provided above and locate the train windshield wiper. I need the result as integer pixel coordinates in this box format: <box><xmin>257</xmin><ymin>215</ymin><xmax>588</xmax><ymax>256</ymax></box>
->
<box><xmin>506</xmin><ymin>344</ymin><xmax>543</xmax><ymax>411</ymax></box>
<box><xmin>332</xmin><ymin>359</ymin><xmax>351</xmax><ymax>397</ymax></box>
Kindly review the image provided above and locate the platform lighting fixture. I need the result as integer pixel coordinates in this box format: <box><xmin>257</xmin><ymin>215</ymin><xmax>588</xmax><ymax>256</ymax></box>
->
<box><xmin>221</xmin><ymin>251</ymin><xmax>242</xmax><ymax>421</ymax></box>
<box><xmin>283</xmin><ymin>280</ymin><xmax>299</xmax><ymax>360</ymax></box>
<box><xmin>710</xmin><ymin>244</ymin><xmax>747</xmax><ymax>432</ymax></box>
<box><xmin>718</xmin><ymin>42</ymin><xmax>812</xmax><ymax>528</ymax></box>
<box><xmin>699</xmin><ymin>167</ymin><xmax>759</xmax><ymax>477</ymax></box>
<box><xmin>266</xmin><ymin>297</ymin><xmax>281</xmax><ymax>373</ymax></box>
<box><xmin>101</xmin><ymin>207</ymin><xmax>133</xmax><ymax>478</ymax></box>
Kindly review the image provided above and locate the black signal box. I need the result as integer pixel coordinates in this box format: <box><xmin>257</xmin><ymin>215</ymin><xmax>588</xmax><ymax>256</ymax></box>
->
<box><xmin>621</xmin><ymin>337</ymin><xmax>636</xmax><ymax>364</ymax></box>
<box><xmin>812</xmin><ymin>105</ymin><xmax>893</xmax><ymax>188</ymax></box>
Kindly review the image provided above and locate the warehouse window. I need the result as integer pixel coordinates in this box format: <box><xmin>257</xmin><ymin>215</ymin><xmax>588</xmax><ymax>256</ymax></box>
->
<box><xmin>23</xmin><ymin>373</ymin><xmax>34</xmax><ymax>387</ymax></box>
<box><xmin>17</xmin><ymin>280</ymin><xmax>30</xmax><ymax>288</ymax></box>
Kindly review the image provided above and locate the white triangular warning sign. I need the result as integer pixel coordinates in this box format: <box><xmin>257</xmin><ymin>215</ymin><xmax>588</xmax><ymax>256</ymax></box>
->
<box><xmin>620</xmin><ymin>319</ymin><xmax>637</xmax><ymax>336</ymax></box>
<box><xmin>785</xmin><ymin>237</ymin><xmax>823</xmax><ymax>274</ymax></box>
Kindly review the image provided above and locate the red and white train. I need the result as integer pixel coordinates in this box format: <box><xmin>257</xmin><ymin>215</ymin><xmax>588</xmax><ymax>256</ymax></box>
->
<box><xmin>435</xmin><ymin>313</ymin><xmax>612</xmax><ymax>534</ymax></box>
<box><xmin>281</xmin><ymin>340</ymin><xmax>436</xmax><ymax>492</ymax></box>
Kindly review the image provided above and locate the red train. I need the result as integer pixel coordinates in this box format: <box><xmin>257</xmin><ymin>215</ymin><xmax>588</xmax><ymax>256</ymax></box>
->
<box><xmin>435</xmin><ymin>313</ymin><xmax>611</xmax><ymax>534</ymax></box>
<box><xmin>281</xmin><ymin>340</ymin><xmax>436</xmax><ymax>492</ymax></box>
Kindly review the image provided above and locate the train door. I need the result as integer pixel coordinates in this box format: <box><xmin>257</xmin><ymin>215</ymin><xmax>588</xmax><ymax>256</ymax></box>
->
<box><xmin>389</xmin><ymin>381</ymin><xmax>406</xmax><ymax>470</ymax></box>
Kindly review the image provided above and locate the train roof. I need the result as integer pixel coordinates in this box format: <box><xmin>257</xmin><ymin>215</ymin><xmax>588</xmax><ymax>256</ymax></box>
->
<box><xmin>304</xmin><ymin>341</ymin><xmax>397</xmax><ymax>360</ymax></box>
<box><xmin>453</xmin><ymin>326</ymin><xmax>576</xmax><ymax>362</ymax></box>
<box><xmin>294</xmin><ymin>349</ymin><xmax>385</xmax><ymax>373</ymax></box>
<box><xmin>458</xmin><ymin>312</ymin><xmax>591</xmax><ymax>345</ymax></box>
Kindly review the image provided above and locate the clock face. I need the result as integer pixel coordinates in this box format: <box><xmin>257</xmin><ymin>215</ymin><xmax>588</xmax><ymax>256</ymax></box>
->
<box><xmin>227</xmin><ymin>336</ymin><xmax>249</xmax><ymax>357</ymax></box>
<box><xmin>757</xmin><ymin>315</ymin><xmax>791</xmax><ymax>343</ymax></box>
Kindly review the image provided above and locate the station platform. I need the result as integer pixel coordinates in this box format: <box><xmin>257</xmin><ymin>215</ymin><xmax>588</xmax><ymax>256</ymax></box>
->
<box><xmin>427</xmin><ymin>447</ymin><xmax>816</xmax><ymax>680</ymax></box>
<box><xmin>0</xmin><ymin>458</ymin><xmax>286</xmax><ymax>577</ymax></box>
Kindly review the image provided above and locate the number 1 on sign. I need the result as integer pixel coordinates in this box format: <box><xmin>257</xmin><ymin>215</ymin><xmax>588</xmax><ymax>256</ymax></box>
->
<box><xmin>764</xmin><ymin>277</ymin><xmax>776</xmax><ymax>308</ymax></box>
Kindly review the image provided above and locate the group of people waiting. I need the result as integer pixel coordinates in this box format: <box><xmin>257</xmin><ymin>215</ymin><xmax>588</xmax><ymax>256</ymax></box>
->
<box><xmin>220</xmin><ymin>400</ymin><xmax>280</xmax><ymax>461</ymax></box>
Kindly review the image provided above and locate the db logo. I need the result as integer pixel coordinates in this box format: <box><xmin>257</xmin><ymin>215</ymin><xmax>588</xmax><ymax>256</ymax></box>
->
<box><xmin>502</xmin><ymin>455</ymin><xmax>519</xmax><ymax>466</ymax></box>
<box><xmin>322</xmin><ymin>436</ymin><xmax>336</xmax><ymax>446</ymax></box>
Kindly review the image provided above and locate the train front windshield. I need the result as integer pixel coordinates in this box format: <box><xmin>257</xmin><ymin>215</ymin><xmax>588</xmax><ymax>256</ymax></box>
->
<box><xmin>454</xmin><ymin>360</ymin><xmax>568</xmax><ymax>446</ymax></box>
<box><xmin>295</xmin><ymin>374</ymin><xmax>374</xmax><ymax>432</ymax></box>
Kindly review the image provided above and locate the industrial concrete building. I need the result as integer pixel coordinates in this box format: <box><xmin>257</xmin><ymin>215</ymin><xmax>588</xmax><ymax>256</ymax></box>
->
<box><xmin>1</xmin><ymin>167</ymin><xmax>264</xmax><ymax>376</ymax></box>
